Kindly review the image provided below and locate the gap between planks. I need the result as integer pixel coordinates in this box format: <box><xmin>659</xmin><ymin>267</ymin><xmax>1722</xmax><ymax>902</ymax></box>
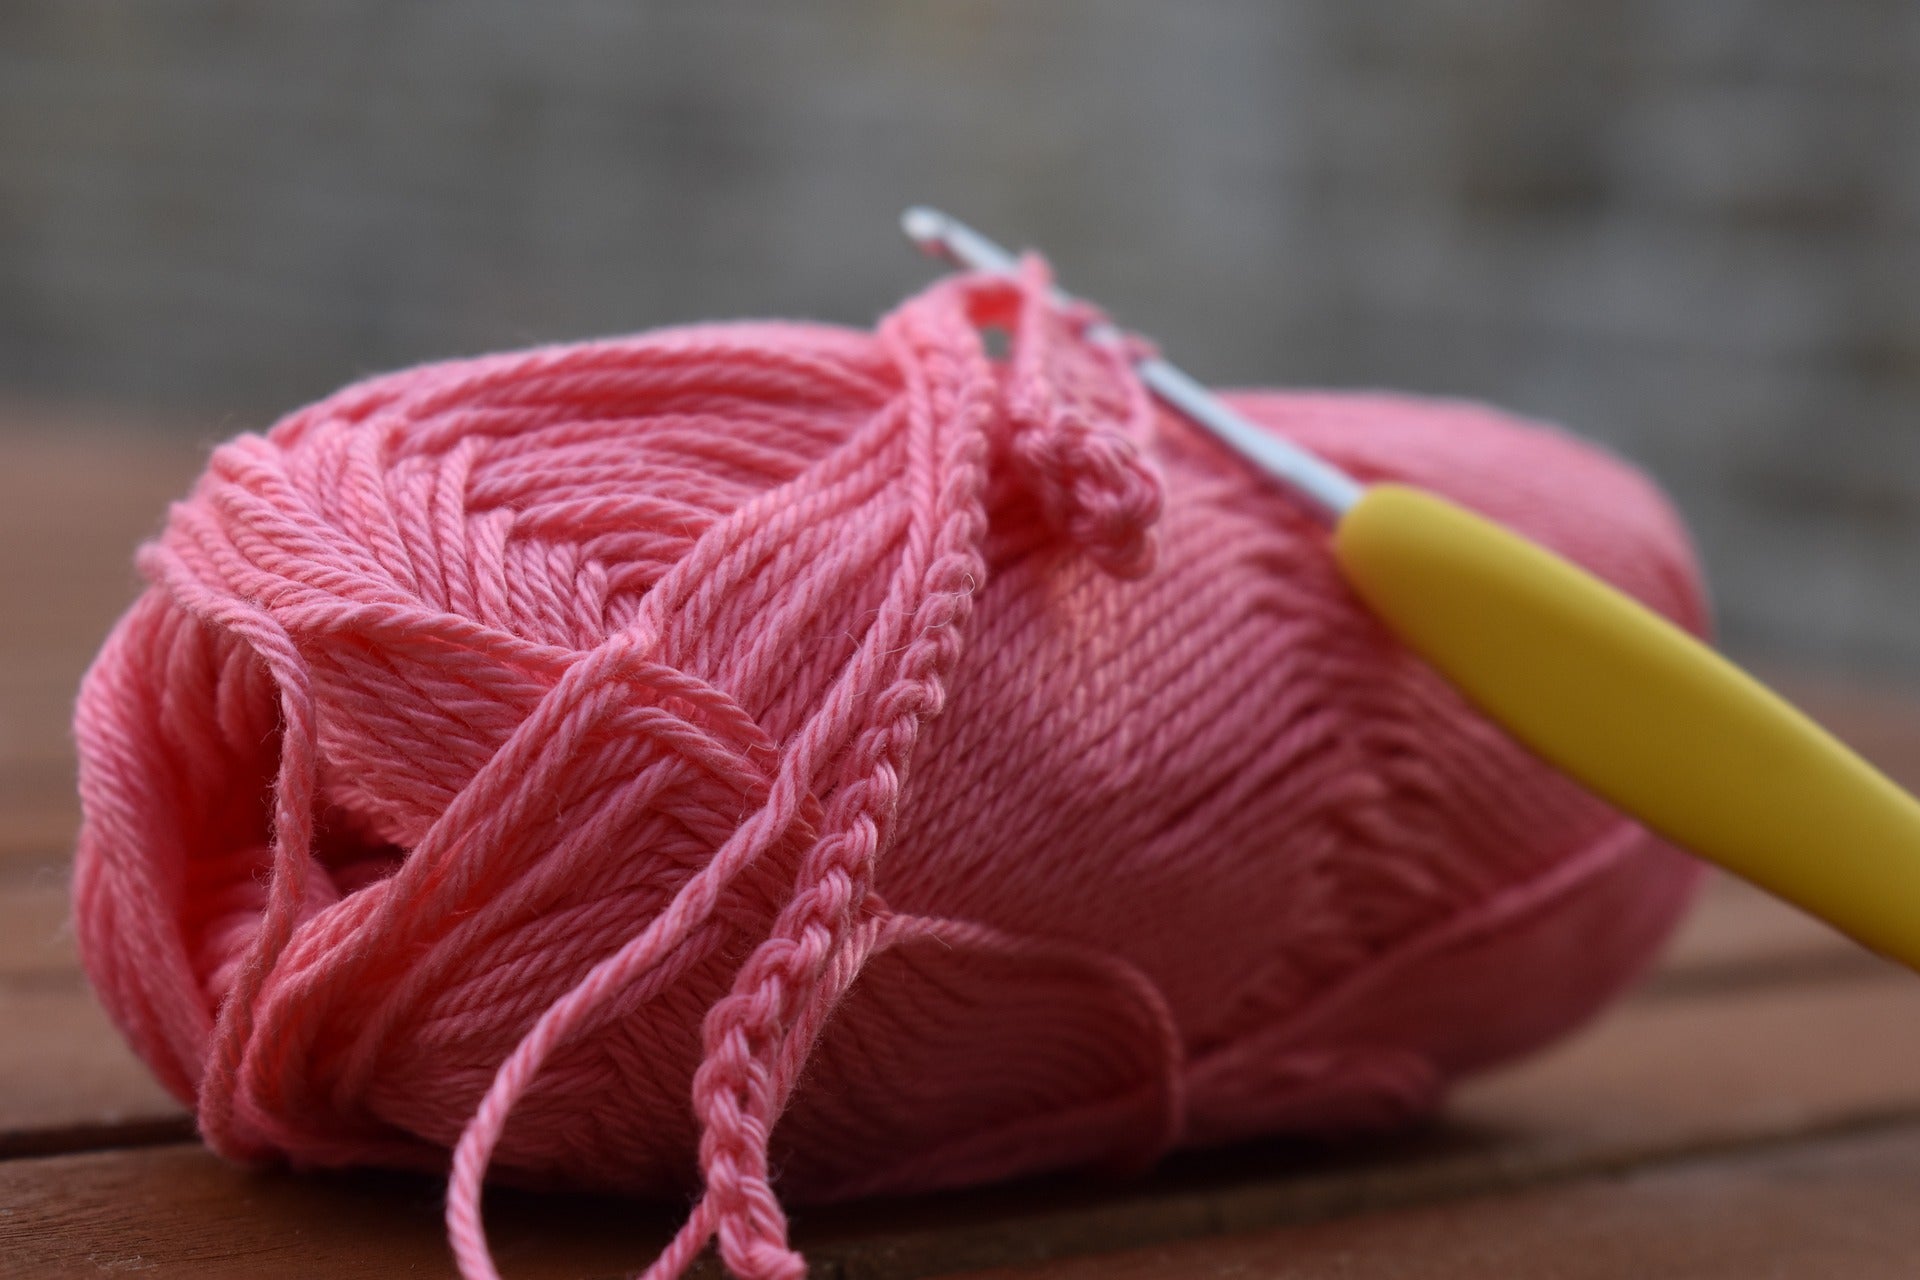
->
<box><xmin>949</xmin><ymin>1115</ymin><xmax>1920</xmax><ymax>1280</ymax></box>
<box><xmin>0</xmin><ymin>861</ymin><xmax>1887</xmax><ymax>1163</ymax></box>
<box><xmin>9</xmin><ymin>970</ymin><xmax>1920</xmax><ymax>1277</ymax></box>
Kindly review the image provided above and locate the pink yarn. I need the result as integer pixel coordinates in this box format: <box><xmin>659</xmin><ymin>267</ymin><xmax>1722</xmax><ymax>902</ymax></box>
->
<box><xmin>73</xmin><ymin>263</ymin><xmax>1706</xmax><ymax>1279</ymax></box>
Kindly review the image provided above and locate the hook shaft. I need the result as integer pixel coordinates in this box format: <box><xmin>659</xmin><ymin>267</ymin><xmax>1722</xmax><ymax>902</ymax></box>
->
<box><xmin>900</xmin><ymin>207</ymin><xmax>1364</xmax><ymax>520</ymax></box>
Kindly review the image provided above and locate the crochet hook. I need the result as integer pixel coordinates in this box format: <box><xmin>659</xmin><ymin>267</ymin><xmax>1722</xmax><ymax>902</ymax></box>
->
<box><xmin>902</xmin><ymin>205</ymin><xmax>1920</xmax><ymax>973</ymax></box>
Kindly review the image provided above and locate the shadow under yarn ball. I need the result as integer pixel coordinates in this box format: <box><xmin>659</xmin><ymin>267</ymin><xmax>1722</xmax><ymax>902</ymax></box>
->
<box><xmin>71</xmin><ymin>267</ymin><xmax>1705</xmax><ymax>1279</ymax></box>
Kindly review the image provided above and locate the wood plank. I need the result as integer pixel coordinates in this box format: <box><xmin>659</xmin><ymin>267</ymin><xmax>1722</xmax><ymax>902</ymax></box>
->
<box><xmin>1649</xmin><ymin>871</ymin><xmax>1882</xmax><ymax>995</ymax></box>
<box><xmin>0</xmin><ymin>856</ymin><xmax>76</xmax><ymax>976</ymax></box>
<box><xmin>0</xmin><ymin>429</ymin><xmax>200</xmax><ymax>877</ymax></box>
<box><xmin>0</xmin><ymin>853</ymin><xmax>1892</xmax><ymax>1159</ymax></box>
<box><xmin>1446</xmin><ymin>971</ymin><xmax>1920</xmax><ymax>1178</ymax></box>
<box><xmin>0</xmin><ymin>859</ymin><xmax>189</xmax><ymax>1157</ymax></box>
<box><xmin>8</xmin><ymin>973</ymin><xmax>1920</xmax><ymax>1277</ymax></box>
<box><xmin>0</xmin><ymin>428</ymin><xmax>199</xmax><ymax>669</ymax></box>
<box><xmin>0</xmin><ymin>663</ymin><xmax>105</xmax><ymax>774</ymax></box>
<box><xmin>0</xmin><ymin>1144</ymin><xmax>660</xmax><ymax>1280</ymax></box>
<box><xmin>0</xmin><ymin>772</ymin><xmax>80</xmax><ymax>865</ymax></box>
<box><xmin>0</xmin><ymin>979</ymin><xmax>186</xmax><ymax>1158</ymax></box>
<box><xmin>0</xmin><ymin>860</ymin><xmax>191</xmax><ymax>1157</ymax></box>
<box><xmin>953</xmin><ymin>1118</ymin><xmax>1920</xmax><ymax>1280</ymax></box>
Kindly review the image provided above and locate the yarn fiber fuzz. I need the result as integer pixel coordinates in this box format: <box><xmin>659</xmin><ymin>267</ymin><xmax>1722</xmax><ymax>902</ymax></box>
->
<box><xmin>73</xmin><ymin>262</ymin><xmax>1706</xmax><ymax>1279</ymax></box>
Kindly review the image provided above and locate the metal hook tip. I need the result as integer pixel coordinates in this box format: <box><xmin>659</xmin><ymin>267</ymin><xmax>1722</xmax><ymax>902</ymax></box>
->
<box><xmin>899</xmin><ymin>206</ymin><xmax>951</xmax><ymax>256</ymax></box>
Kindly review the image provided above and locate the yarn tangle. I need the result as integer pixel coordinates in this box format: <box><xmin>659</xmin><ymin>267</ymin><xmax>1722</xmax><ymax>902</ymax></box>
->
<box><xmin>73</xmin><ymin>261</ymin><xmax>1707</xmax><ymax>1279</ymax></box>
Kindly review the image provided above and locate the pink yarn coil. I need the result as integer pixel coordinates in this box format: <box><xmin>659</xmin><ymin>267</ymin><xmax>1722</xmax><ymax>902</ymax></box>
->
<box><xmin>73</xmin><ymin>263</ymin><xmax>1706</xmax><ymax>1279</ymax></box>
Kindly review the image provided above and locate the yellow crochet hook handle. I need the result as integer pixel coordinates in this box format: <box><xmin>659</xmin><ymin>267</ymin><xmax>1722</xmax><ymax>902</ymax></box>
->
<box><xmin>902</xmin><ymin>206</ymin><xmax>1920</xmax><ymax>972</ymax></box>
<box><xmin>1337</xmin><ymin>483</ymin><xmax>1920</xmax><ymax>970</ymax></box>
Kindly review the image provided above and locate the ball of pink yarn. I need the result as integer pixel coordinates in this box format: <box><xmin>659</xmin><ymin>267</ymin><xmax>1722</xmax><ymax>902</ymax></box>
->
<box><xmin>73</xmin><ymin>264</ymin><xmax>1705</xmax><ymax>1280</ymax></box>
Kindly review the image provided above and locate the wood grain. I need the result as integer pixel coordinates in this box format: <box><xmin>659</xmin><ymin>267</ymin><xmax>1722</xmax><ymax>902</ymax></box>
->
<box><xmin>1649</xmin><ymin>871</ymin><xmax>1882</xmax><ymax>994</ymax></box>
<box><xmin>9</xmin><ymin>972</ymin><xmax>1920</xmax><ymax>1278</ymax></box>
<box><xmin>0</xmin><ymin>979</ymin><xmax>186</xmax><ymax>1159</ymax></box>
<box><xmin>0</xmin><ymin>865</ymin><xmax>1890</xmax><ymax>1165</ymax></box>
<box><xmin>952</xmin><ymin>1118</ymin><xmax>1920</xmax><ymax>1280</ymax></box>
<box><xmin>0</xmin><ymin>856</ymin><xmax>77</xmax><ymax>977</ymax></box>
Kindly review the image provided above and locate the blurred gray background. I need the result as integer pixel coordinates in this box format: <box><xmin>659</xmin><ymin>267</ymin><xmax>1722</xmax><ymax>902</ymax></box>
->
<box><xmin>4</xmin><ymin>1</ymin><xmax>1918</xmax><ymax>676</ymax></box>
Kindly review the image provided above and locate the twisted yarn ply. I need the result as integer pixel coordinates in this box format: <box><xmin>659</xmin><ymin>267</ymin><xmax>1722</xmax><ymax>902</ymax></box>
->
<box><xmin>73</xmin><ymin>263</ymin><xmax>1706</xmax><ymax>1279</ymax></box>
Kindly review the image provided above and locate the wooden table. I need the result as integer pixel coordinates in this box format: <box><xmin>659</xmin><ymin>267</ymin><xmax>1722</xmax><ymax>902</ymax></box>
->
<box><xmin>7</xmin><ymin>426</ymin><xmax>1920</xmax><ymax>1278</ymax></box>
